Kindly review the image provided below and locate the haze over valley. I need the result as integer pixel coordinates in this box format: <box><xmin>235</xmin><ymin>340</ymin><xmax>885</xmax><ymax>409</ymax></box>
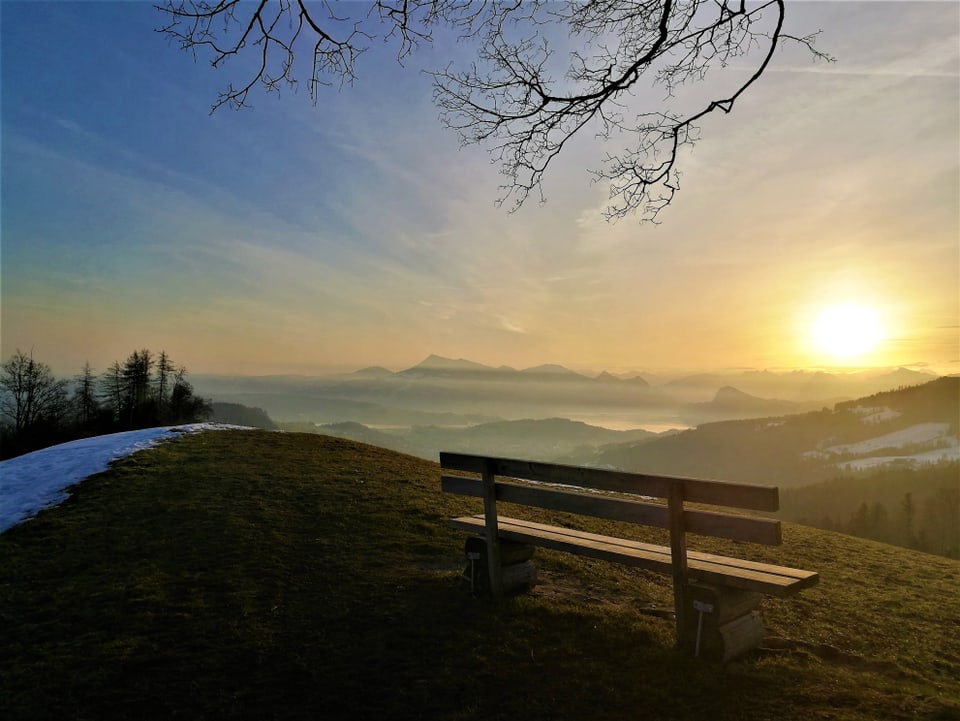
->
<box><xmin>197</xmin><ymin>354</ymin><xmax>956</xmax><ymax>472</ymax></box>
<box><xmin>203</xmin><ymin>367</ymin><xmax>958</xmax><ymax>557</ymax></box>
<box><xmin>194</xmin><ymin>353</ymin><xmax>943</xmax><ymax>433</ymax></box>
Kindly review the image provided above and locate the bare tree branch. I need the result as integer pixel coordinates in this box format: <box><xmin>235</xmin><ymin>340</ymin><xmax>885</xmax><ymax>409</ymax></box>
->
<box><xmin>156</xmin><ymin>0</ymin><xmax>832</xmax><ymax>221</ymax></box>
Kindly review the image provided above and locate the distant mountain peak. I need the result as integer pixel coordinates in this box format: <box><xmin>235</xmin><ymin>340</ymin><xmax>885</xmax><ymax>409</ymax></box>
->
<box><xmin>413</xmin><ymin>354</ymin><xmax>490</xmax><ymax>370</ymax></box>
<box><xmin>398</xmin><ymin>354</ymin><xmax>498</xmax><ymax>376</ymax></box>
<box><xmin>592</xmin><ymin>371</ymin><xmax>649</xmax><ymax>386</ymax></box>
<box><xmin>350</xmin><ymin>365</ymin><xmax>393</xmax><ymax>378</ymax></box>
<box><xmin>714</xmin><ymin>385</ymin><xmax>757</xmax><ymax>402</ymax></box>
<box><xmin>520</xmin><ymin>363</ymin><xmax>584</xmax><ymax>379</ymax></box>
<box><xmin>876</xmin><ymin>367</ymin><xmax>936</xmax><ymax>382</ymax></box>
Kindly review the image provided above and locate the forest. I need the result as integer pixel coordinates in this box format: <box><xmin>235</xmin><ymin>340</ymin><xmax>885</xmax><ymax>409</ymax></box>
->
<box><xmin>779</xmin><ymin>462</ymin><xmax>959</xmax><ymax>559</ymax></box>
<box><xmin>0</xmin><ymin>349</ymin><xmax>210</xmax><ymax>459</ymax></box>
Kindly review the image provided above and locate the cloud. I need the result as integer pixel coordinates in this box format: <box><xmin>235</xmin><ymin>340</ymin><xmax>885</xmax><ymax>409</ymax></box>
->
<box><xmin>3</xmin><ymin>1</ymin><xmax>957</xmax><ymax>374</ymax></box>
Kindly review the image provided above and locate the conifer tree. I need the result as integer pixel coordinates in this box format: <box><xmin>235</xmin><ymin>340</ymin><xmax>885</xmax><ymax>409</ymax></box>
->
<box><xmin>72</xmin><ymin>361</ymin><xmax>100</xmax><ymax>429</ymax></box>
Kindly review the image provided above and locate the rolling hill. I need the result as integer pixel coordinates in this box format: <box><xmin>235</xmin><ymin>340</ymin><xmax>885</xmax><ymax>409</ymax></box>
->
<box><xmin>282</xmin><ymin>416</ymin><xmax>660</xmax><ymax>462</ymax></box>
<box><xmin>1</xmin><ymin>429</ymin><xmax>958</xmax><ymax>720</ymax></box>
<box><xmin>559</xmin><ymin>377</ymin><xmax>959</xmax><ymax>487</ymax></box>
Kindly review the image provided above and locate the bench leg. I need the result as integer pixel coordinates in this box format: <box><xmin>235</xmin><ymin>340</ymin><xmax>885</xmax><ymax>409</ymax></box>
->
<box><xmin>668</xmin><ymin>482</ymin><xmax>689</xmax><ymax>647</ymax></box>
<box><xmin>682</xmin><ymin>583</ymin><xmax>764</xmax><ymax>661</ymax></box>
<box><xmin>481</xmin><ymin>465</ymin><xmax>504</xmax><ymax>598</ymax></box>
<box><xmin>461</xmin><ymin>537</ymin><xmax>537</xmax><ymax>597</ymax></box>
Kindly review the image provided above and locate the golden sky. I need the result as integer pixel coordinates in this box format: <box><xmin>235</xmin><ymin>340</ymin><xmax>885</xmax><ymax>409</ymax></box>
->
<box><xmin>2</xmin><ymin>2</ymin><xmax>957</xmax><ymax>377</ymax></box>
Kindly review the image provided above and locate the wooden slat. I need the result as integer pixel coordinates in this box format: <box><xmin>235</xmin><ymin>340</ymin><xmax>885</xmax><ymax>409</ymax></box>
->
<box><xmin>441</xmin><ymin>475</ymin><xmax>782</xmax><ymax>545</ymax></box>
<box><xmin>497</xmin><ymin>517</ymin><xmax>811</xmax><ymax>586</ymax></box>
<box><xmin>441</xmin><ymin>474</ymin><xmax>483</xmax><ymax>497</ymax></box>
<box><xmin>686</xmin><ymin>548</ymin><xmax>817</xmax><ymax>584</ymax></box>
<box><xmin>439</xmin><ymin>452</ymin><xmax>779</xmax><ymax>511</ymax></box>
<box><xmin>685</xmin><ymin>509</ymin><xmax>781</xmax><ymax>546</ymax></box>
<box><xmin>450</xmin><ymin>515</ymin><xmax>675</xmax><ymax>574</ymax></box>
<box><xmin>452</xmin><ymin>515</ymin><xmax>670</xmax><ymax>558</ymax></box>
<box><xmin>443</xmin><ymin>474</ymin><xmax>668</xmax><ymax>525</ymax></box>
<box><xmin>449</xmin><ymin>516</ymin><xmax>818</xmax><ymax>597</ymax></box>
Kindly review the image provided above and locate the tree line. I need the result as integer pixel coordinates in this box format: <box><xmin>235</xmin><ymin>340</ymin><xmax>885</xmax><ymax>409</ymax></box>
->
<box><xmin>780</xmin><ymin>462</ymin><xmax>959</xmax><ymax>559</ymax></box>
<box><xmin>0</xmin><ymin>348</ymin><xmax>210</xmax><ymax>459</ymax></box>
<box><xmin>839</xmin><ymin>488</ymin><xmax>959</xmax><ymax>559</ymax></box>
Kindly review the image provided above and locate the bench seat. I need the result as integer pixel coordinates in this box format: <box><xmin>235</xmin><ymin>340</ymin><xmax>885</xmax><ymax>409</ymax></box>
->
<box><xmin>450</xmin><ymin>514</ymin><xmax>818</xmax><ymax>598</ymax></box>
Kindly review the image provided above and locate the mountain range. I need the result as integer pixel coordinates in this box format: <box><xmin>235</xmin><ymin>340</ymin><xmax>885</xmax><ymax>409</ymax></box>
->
<box><xmin>193</xmin><ymin>354</ymin><xmax>942</xmax><ymax>430</ymax></box>
<box><xmin>234</xmin><ymin>374</ymin><xmax>957</xmax><ymax>557</ymax></box>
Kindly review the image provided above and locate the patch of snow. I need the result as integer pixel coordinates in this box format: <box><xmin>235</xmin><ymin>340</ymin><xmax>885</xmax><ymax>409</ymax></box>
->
<box><xmin>822</xmin><ymin>423</ymin><xmax>951</xmax><ymax>456</ymax></box>
<box><xmin>802</xmin><ymin>422</ymin><xmax>959</xmax><ymax>471</ymax></box>
<box><xmin>0</xmin><ymin>423</ymin><xmax>251</xmax><ymax>534</ymax></box>
<box><xmin>849</xmin><ymin>405</ymin><xmax>901</xmax><ymax>424</ymax></box>
<box><xmin>837</xmin><ymin>444</ymin><xmax>960</xmax><ymax>471</ymax></box>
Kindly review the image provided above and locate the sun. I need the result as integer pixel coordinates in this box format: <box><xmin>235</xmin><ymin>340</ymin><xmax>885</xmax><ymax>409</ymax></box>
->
<box><xmin>810</xmin><ymin>303</ymin><xmax>885</xmax><ymax>361</ymax></box>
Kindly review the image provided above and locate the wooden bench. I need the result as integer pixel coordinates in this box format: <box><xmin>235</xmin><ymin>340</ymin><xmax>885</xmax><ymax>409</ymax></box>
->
<box><xmin>440</xmin><ymin>452</ymin><xmax>819</xmax><ymax>660</ymax></box>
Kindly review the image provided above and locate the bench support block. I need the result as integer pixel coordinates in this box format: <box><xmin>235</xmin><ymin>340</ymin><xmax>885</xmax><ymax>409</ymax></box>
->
<box><xmin>462</xmin><ymin>537</ymin><xmax>538</xmax><ymax>597</ymax></box>
<box><xmin>683</xmin><ymin>583</ymin><xmax>765</xmax><ymax>661</ymax></box>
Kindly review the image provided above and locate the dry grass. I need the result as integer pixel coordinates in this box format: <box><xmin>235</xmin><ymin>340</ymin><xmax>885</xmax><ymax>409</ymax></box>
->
<box><xmin>2</xmin><ymin>429</ymin><xmax>958</xmax><ymax>720</ymax></box>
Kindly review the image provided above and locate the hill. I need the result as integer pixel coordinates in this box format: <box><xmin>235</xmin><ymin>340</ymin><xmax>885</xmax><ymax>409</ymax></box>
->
<box><xmin>1</xmin><ymin>429</ymin><xmax>958</xmax><ymax>720</ymax></box>
<box><xmin>281</xmin><ymin>416</ymin><xmax>659</xmax><ymax>462</ymax></box>
<box><xmin>778</xmin><ymin>461</ymin><xmax>959</xmax><ymax>556</ymax></box>
<box><xmin>560</xmin><ymin>377</ymin><xmax>959</xmax><ymax>487</ymax></box>
<box><xmin>208</xmin><ymin>402</ymin><xmax>278</xmax><ymax>429</ymax></box>
<box><xmin>680</xmin><ymin>385</ymin><xmax>810</xmax><ymax>424</ymax></box>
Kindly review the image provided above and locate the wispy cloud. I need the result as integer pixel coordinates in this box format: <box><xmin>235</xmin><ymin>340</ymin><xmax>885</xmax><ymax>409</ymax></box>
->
<box><xmin>2</xmin><ymin>1</ymin><xmax>957</xmax><ymax>374</ymax></box>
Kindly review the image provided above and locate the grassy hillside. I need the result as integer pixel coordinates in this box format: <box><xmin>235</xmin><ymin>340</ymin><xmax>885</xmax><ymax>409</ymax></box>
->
<box><xmin>560</xmin><ymin>377</ymin><xmax>958</xmax><ymax>488</ymax></box>
<box><xmin>281</xmin><ymin>417</ymin><xmax>658</xmax><ymax>462</ymax></box>
<box><xmin>2</xmin><ymin>429</ymin><xmax>958</xmax><ymax>721</ymax></box>
<box><xmin>779</xmin><ymin>462</ymin><xmax>959</xmax><ymax>557</ymax></box>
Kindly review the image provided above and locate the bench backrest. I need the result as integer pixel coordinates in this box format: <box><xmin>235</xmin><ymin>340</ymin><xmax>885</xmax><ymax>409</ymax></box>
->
<box><xmin>440</xmin><ymin>452</ymin><xmax>782</xmax><ymax>546</ymax></box>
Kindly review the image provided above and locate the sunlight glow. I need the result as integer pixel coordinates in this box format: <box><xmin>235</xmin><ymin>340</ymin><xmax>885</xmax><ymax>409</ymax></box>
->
<box><xmin>811</xmin><ymin>303</ymin><xmax>886</xmax><ymax>360</ymax></box>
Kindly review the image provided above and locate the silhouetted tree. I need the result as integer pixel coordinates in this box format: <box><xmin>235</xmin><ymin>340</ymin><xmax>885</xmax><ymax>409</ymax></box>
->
<box><xmin>156</xmin><ymin>0</ymin><xmax>832</xmax><ymax>221</ymax></box>
<box><xmin>100</xmin><ymin>361</ymin><xmax>125</xmax><ymax>423</ymax></box>
<box><xmin>867</xmin><ymin>502</ymin><xmax>891</xmax><ymax>543</ymax></box>
<box><xmin>921</xmin><ymin>488</ymin><xmax>959</xmax><ymax>558</ymax></box>
<box><xmin>848</xmin><ymin>502</ymin><xmax>870</xmax><ymax>538</ymax></box>
<box><xmin>121</xmin><ymin>349</ymin><xmax>156</xmax><ymax>428</ymax></box>
<box><xmin>899</xmin><ymin>492</ymin><xmax>917</xmax><ymax>549</ymax></box>
<box><xmin>0</xmin><ymin>350</ymin><xmax>69</xmax><ymax>456</ymax></box>
<box><xmin>155</xmin><ymin>351</ymin><xmax>175</xmax><ymax>413</ymax></box>
<box><xmin>1</xmin><ymin>348</ymin><xmax>213</xmax><ymax>457</ymax></box>
<box><xmin>72</xmin><ymin>362</ymin><xmax>100</xmax><ymax>428</ymax></box>
<box><xmin>168</xmin><ymin>366</ymin><xmax>211</xmax><ymax>423</ymax></box>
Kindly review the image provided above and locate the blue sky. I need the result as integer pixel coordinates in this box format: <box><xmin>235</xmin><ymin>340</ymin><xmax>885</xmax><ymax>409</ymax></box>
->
<box><xmin>2</xmin><ymin>1</ymin><xmax>958</xmax><ymax>376</ymax></box>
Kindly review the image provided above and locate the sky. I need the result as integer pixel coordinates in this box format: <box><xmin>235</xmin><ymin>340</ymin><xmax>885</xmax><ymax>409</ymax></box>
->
<box><xmin>2</xmin><ymin>1</ymin><xmax>958</xmax><ymax>377</ymax></box>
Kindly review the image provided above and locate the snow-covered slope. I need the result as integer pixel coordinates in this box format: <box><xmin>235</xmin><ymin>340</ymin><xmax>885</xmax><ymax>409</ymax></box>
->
<box><xmin>802</xmin><ymin>417</ymin><xmax>959</xmax><ymax>470</ymax></box>
<box><xmin>0</xmin><ymin>424</ymin><xmax>249</xmax><ymax>534</ymax></box>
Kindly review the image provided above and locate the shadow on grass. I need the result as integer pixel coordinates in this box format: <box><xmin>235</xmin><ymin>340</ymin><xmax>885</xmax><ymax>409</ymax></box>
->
<box><xmin>2</xmin><ymin>556</ymin><xmax>907</xmax><ymax>721</ymax></box>
<box><xmin>3</xmin><ymin>430</ymin><xmax>958</xmax><ymax>721</ymax></box>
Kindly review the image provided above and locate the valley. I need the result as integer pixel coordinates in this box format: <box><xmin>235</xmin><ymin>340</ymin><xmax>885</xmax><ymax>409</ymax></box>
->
<box><xmin>204</xmin><ymin>364</ymin><xmax>959</xmax><ymax>558</ymax></box>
